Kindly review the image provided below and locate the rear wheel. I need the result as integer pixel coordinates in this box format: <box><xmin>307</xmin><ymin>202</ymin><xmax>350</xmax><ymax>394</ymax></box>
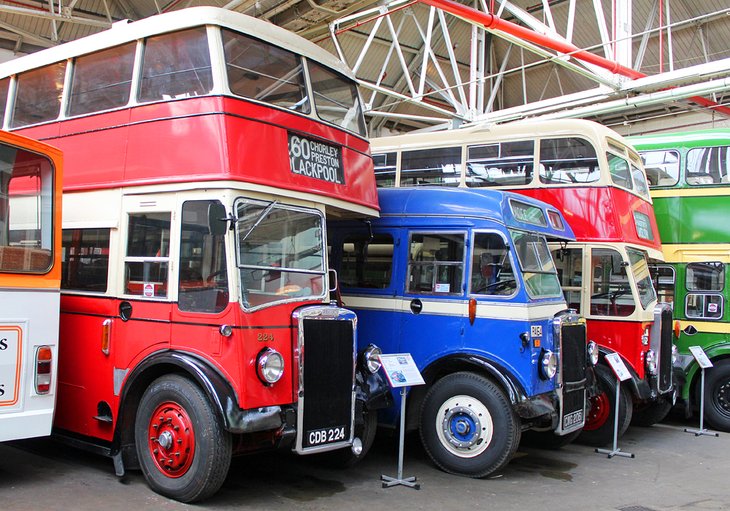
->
<box><xmin>135</xmin><ymin>374</ymin><xmax>232</xmax><ymax>503</ymax></box>
<box><xmin>704</xmin><ymin>359</ymin><xmax>730</xmax><ymax>432</ymax></box>
<box><xmin>578</xmin><ymin>364</ymin><xmax>633</xmax><ymax>447</ymax></box>
<box><xmin>419</xmin><ymin>372</ymin><xmax>520</xmax><ymax>478</ymax></box>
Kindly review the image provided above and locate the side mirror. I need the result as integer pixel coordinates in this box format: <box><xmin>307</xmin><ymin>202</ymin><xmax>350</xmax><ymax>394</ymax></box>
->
<box><xmin>207</xmin><ymin>202</ymin><xmax>228</xmax><ymax>236</ymax></box>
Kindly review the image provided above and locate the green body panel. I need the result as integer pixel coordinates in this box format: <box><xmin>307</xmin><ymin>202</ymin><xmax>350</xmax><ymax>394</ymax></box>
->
<box><xmin>653</xmin><ymin>195</ymin><xmax>730</xmax><ymax>245</ymax></box>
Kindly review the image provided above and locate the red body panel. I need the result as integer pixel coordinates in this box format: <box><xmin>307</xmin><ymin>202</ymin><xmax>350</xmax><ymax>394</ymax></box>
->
<box><xmin>56</xmin><ymin>294</ymin><xmax>321</xmax><ymax>437</ymax></box>
<box><xmin>586</xmin><ymin>319</ymin><xmax>647</xmax><ymax>378</ymax></box>
<box><xmin>18</xmin><ymin>96</ymin><xmax>378</xmax><ymax>211</ymax></box>
<box><xmin>514</xmin><ymin>186</ymin><xmax>662</xmax><ymax>253</ymax></box>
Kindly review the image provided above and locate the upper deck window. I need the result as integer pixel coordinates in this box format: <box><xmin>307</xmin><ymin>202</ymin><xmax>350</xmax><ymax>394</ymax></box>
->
<box><xmin>466</xmin><ymin>141</ymin><xmax>534</xmax><ymax>187</ymax></box>
<box><xmin>222</xmin><ymin>29</ymin><xmax>309</xmax><ymax>113</ymax></box>
<box><xmin>640</xmin><ymin>149</ymin><xmax>680</xmax><ymax>187</ymax></box>
<box><xmin>539</xmin><ymin>137</ymin><xmax>600</xmax><ymax>184</ymax></box>
<box><xmin>139</xmin><ymin>27</ymin><xmax>213</xmax><ymax>103</ymax></box>
<box><xmin>607</xmin><ymin>153</ymin><xmax>633</xmax><ymax>191</ymax></box>
<box><xmin>686</xmin><ymin>146</ymin><xmax>730</xmax><ymax>186</ymax></box>
<box><xmin>68</xmin><ymin>43</ymin><xmax>136</xmax><ymax>117</ymax></box>
<box><xmin>309</xmin><ymin>62</ymin><xmax>366</xmax><ymax>137</ymax></box>
<box><xmin>373</xmin><ymin>152</ymin><xmax>397</xmax><ymax>188</ymax></box>
<box><xmin>12</xmin><ymin>62</ymin><xmax>66</xmax><ymax>128</ymax></box>
<box><xmin>0</xmin><ymin>144</ymin><xmax>54</xmax><ymax>273</ymax></box>
<box><xmin>401</xmin><ymin>146</ymin><xmax>461</xmax><ymax>187</ymax></box>
<box><xmin>631</xmin><ymin>162</ymin><xmax>651</xmax><ymax>199</ymax></box>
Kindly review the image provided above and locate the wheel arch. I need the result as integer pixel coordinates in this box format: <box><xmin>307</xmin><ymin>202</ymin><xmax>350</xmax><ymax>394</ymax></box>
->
<box><xmin>113</xmin><ymin>350</ymin><xmax>238</xmax><ymax>470</ymax></box>
<box><xmin>596</xmin><ymin>346</ymin><xmax>647</xmax><ymax>401</ymax></box>
<box><xmin>685</xmin><ymin>348</ymin><xmax>730</xmax><ymax>408</ymax></box>
<box><xmin>404</xmin><ymin>354</ymin><xmax>527</xmax><ymax>432</ymax></box>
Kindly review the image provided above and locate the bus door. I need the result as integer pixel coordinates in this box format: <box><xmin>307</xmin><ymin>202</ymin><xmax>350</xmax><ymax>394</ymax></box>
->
<box><xmin>400</xmin><ymin>231</ymin><xmax>468</xmax><ymax>364</ymax></box>
<box><xmin>172</xmin><ymin>199</ymin><xmax>230</xmax><ymax>355</ymax></box>
<box><xmin>113</xmin><ymin>195</ymin><xmax>174</xmax><ymax>381</ymax></box>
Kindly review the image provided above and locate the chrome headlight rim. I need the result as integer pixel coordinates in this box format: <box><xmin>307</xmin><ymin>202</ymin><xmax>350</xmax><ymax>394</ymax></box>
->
<box><xmin>257</xmin><ymin>347</ymin><xmax>285</xmax><ymax>384</ymax></box>
<box><xmin>645</xmin><ymin>349</ymin><xmax>657</xmax><ymax>375</ymax></box>
<box><xmin>539</xmin><ymin>349</ymin><xmax>558</xmax><ymax>380</ymax></box>
<box><xmin>587</xmin><ymin>341</ymin><xmax>599</xmax><ymax>366</ymax></box>
<box><xmin>362</xmin><ymin>344</ymin><xmax>383</xmax><ymax>374</ymax></box>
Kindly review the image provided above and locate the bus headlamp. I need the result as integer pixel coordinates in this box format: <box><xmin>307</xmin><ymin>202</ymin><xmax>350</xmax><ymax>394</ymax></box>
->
<box><xmin>645</xmin><ymin>349</ymin><xmax>657</xmax><ymax>375</ymax></box>
<box><xmin>362</xmin><ymin>344</ymin><xmax>383</xmax><ymax>374</ymax></box>
<box><xmin>257</xmin><ymin>348</ymin><xmax>284</xmax><ymax>384</ymax></box>
<box><xmin>539</xmin><ymin>349</ymin><xmax>558</xmax><ymax>380</ymax></box>
<box><xmin>587</xmin><ymin>341</ymin><xmax>599</xmax><ymax>366</ymax></box>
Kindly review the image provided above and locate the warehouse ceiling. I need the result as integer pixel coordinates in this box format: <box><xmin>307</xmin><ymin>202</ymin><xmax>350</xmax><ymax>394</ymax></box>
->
<box><xmin>0</xmin><ymin>0</ymin><xmax>729</xmax><ymax>136</ymax></box>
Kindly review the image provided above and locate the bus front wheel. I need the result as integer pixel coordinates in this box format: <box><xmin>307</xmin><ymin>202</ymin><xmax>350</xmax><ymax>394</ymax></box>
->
<box><xmin>704</xmin><ymin>360</ymin><xmax>730</xmax><ymax>432</ymax></box>
<box><xmin>579</xmin><ymin>364</ymin><xmax>632</xmax><ymax>446</ymax></box>
<box><xmin>135</xmin><ymin>374</ymin><xmax>232</xmax><ymax>503</ymax></box>
<box><xmin>419</xmin><ymin>372</ymin><xmax>520</xmax><ymax>478</ymax></box>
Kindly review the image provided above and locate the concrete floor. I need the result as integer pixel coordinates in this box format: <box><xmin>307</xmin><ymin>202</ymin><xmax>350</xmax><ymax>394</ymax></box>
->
<box><xmin>1</xmin><ymin>416</ymin><xmax>728</xmax><ymax>511</ymax></box>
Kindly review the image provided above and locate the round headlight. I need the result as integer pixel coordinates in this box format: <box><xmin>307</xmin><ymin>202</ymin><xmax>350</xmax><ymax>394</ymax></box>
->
<box><xmin>645</xmin><ymin>349</ymin><xmax>657</xmax><ymax>375</ymax></box>
<box><xmin>587</xmin><ymin>341</ymin><xmax>599</xmax><ymax>366</ymax></box>
<box><xmin>257</xmin><ymin>348</ymin><xmax>284</xmax><ymax>384</ymax></box>
<box><xmin>539</xmin><ymin>349</ymin><xmax>558</xmax><ymax>380</ymax></box>
<box><xmin>362</xmin><ymin>344</ymin><xmax>383</xmax><ymax>374</ymax></box>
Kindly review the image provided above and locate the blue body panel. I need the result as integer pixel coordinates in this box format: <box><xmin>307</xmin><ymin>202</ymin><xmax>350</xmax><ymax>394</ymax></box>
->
<box><xmin>329</xmin><ymin>187</ymin><xmax>578</xmax><ymax>427</ymax></box>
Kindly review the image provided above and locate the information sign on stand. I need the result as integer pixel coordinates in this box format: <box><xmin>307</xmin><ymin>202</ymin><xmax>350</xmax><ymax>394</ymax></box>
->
<box><xmin>595</xmin><ymin>353</ymin><xmax>635</xmax><ymax>459</ymax></box>
<box><xmin>378</xmin><ymin>353</ymin><xmax>425</xmax><ymax>490</ymax></box>
<box><xmin>685</xmin><ymin>346</ymin><xmax>719</xmax><ymax>438</ymax></box>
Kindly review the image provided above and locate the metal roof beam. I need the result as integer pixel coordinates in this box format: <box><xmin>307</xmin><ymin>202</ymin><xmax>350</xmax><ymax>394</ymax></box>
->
<box><xmin>0</xmin><ymin>4</ymin><xmax>112</xmax><ymax>29</ymax></box>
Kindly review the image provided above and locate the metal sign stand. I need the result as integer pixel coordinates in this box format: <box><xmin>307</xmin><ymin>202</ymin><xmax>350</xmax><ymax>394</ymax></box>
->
<box><xmin>685</xmin><ymin>346</ymin><xmax>719</xmax><ymax>438</ymax></box>
<box><xmin>595</xmin><ymin>376</ymin><xmax>635</xmax><ymax>459</ymax></box>
<box><xmin>595</xmin><ymin>353</ymin><xmax>634</xmax><ymax>459</ymax></box>
<box><xmin>381</xmin><ymin>387</ymin><xmax>420</xmax><ymax>490</ymax></box>
<box><xmin>378</xmin><ymin>353</ymin><xmax>424</xmax><ymax>490</ymax></box>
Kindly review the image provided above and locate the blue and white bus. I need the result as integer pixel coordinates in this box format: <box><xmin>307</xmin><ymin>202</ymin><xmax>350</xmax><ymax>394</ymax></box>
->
<box><xmin>328</xmin><ymin>187</ymin><xmax>594</xmax><ymax>478</ymax></box>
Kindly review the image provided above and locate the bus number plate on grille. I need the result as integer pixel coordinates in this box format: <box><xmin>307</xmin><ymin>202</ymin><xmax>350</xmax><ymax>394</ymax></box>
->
<box><xmin>306</xmin><ymin>425</ymin><xmax>347</xmax><ymax>448</ymax></box>
<box><xmin>563</xmin><ymin>410</ymin><xmax>583</xmax><ymax>429</ymax></box>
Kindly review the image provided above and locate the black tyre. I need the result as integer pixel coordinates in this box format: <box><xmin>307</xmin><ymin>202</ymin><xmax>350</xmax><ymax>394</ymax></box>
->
<box><xmin>135</xmin><ymin>374</ymin><xmax>232</xmax><ymax>503</ymax></box>
<box><xmin>316</xmin><ymin>408</ymin><xmax>377</xmax><ymax>467</ymax></box>
<box><xmin>632</xmin><ymin>396</ymin><xmax>673</xmax><ymax>427</ymax></box>
<box><xmin>578</xmin><ymin>364</ymin><xmax>633</xmax><ymax>447</ymax></box>
<box><xmin>704</xmin><ymin>359</ymin><xmax>730</xmax><ymax>432</ymax></box>
<box><xmin>419</xmin><ymin>372</ymin><xmax>520</xmax><ymax>478</ymax></box>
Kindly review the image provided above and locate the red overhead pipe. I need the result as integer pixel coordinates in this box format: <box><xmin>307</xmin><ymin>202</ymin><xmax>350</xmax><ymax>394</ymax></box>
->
<box><xmin>417</xmin><ymin>0</ymin><xmax>730</xmax><ymax>117</ymax></box>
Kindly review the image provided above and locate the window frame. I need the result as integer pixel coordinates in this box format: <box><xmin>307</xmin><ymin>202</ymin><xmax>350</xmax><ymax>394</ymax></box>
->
<box><xmin>405</xmin><ymin>230</ymin><xmax>466</xmax><ymax>296</ymax></box>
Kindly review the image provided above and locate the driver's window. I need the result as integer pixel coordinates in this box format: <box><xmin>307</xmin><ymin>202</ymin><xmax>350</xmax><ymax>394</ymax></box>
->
<box><xmin>470</xmin><ymin>233</ymin><xmax>516</xmax><ymax>296</ymax></box>
<box><xmin>178</xmin><ymin>200</ymin><xmax>229</xmax><ymax>313</ymax></box>
<box><xmin>552</xmin><ymin>247</ymin><xmax>582</xmax><ymax>311</ymax></box>
<box><xmin>590</xmin><ymin>248</ymin><xmax>635</xmax><ymax>317</ymax></box>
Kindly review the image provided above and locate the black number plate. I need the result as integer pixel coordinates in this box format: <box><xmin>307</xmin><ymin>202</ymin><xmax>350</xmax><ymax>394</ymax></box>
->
<box><xmin>305</xmin><ymin>425</ymin><xmax>348</xmax><ymax>448</ymax></box>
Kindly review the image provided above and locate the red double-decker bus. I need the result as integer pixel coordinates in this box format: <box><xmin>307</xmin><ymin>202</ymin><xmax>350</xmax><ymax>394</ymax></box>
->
<box><xmin>372</xmin><ymin>119</ymin><xmax>676</xmax><ymax>446</ymax></box>
<box><xmin>0</xmin><ymin>7</ymin><xmax>388</xmax><ymax>502</ymax></box>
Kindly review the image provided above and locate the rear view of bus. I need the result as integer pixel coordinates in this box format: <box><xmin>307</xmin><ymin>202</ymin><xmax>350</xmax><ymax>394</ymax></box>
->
<box><xmin>0</xmin><ymin>131</ymin><xmax>62</xmax><ymax>442</ymax></box>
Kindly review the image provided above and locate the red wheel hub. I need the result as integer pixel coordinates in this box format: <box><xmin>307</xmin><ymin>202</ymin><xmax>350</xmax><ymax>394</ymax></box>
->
<box><xmin>583</xmin><ymin>392</ymin><xmax>610</xmax><ymax>431</ymax></box>
<box><xmin>147</xmin><ymin>401</ymin><xmax>195</xmax><ymax>478</ymax></box>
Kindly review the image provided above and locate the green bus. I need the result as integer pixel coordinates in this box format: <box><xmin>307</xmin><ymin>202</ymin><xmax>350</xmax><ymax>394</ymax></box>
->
<box><xmin>629</xmin><ymin>129</ymin><xmax>730</xmax><ymax>432</ymax></box>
